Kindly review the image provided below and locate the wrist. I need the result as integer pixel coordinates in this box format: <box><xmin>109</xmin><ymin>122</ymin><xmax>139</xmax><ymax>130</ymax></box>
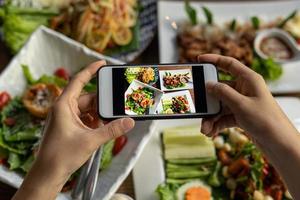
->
<box><xmin>13</xmin><ymin>158</ymin><xmax>70</xmax><ymax>200</ymax></box>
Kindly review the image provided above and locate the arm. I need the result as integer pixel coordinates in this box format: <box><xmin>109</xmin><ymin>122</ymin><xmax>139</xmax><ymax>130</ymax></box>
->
<box><xmin>12</xmin><ymin>61</ymin><xmax>135</xmax><ymax>200</ymax></box>
<box><xmin>199</xmin><ymin>54</ymin><xmax>300</xmax><ymax>199</ymax></box>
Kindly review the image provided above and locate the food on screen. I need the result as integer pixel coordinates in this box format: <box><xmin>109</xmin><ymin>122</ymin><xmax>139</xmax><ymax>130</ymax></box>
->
<box><xmin>125</xmin><ymin>87</ymin><xmax>155</xmax><ymax>115</ymax></box>
<box><xmin>162</xmin><ymin>95</ymin><xmax>191</xmax><ymax>114</ymax></box>
<box><xmin>163</xmin><ymin>72</ymin><xmax>191</xmax><ymax>89</ymax></box>
<box><xmin>119</xmin><ymin>66</ymin><xmax>199</xmax><ymax>116</ymax></box>
<box><xmin>125</xmin><ymin>67</ymin><xmax>158</xmax><ymax>85</ymax></box>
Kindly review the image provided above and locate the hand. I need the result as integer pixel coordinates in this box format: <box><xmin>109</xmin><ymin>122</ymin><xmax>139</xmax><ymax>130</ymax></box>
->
<box><xmin>38</xmin><ymin>60</ymin><xmax>135</xmax><ymax>176</ymax></box>
<box><xmin>13</xmin><ymin>61</ymin><xmax>135</xmax><ymax>200</ymax></box>
<box><xmin>198</xmin><ymin>54</ymin><xmax>292</xmax><ymax>141</ymax></box>
<box><xmin>198</xmin><ymin>54</ymin><xmax>300</xmax><ymax>200</ymax></box>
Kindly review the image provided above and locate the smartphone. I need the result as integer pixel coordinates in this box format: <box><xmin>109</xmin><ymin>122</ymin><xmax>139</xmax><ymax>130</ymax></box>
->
<box><xmin>98</xmin><ymin>63</ymin><xmax>221</xmax><ymax>120</ymax></box>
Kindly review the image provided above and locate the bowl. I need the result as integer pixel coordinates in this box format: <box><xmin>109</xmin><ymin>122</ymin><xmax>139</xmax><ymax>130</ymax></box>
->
<box><xmin>254</xmin><ymin>28</ymin><xmax>300</xmax><ymax>64</ymax></box>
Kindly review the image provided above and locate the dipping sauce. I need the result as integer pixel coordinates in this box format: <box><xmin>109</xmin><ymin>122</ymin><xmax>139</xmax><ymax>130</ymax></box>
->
<box><xmin>260</xmin><ymin>37</ymin><xmax>293</xmax><ymax>60</ymax></box>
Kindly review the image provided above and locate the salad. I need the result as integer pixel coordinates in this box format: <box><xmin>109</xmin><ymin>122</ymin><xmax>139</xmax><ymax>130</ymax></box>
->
<box><xmin>180</xmin><ymin>2</ymin><xmax>300</xmax><ymax>81</ymax></box>
<box><xmin>0</xmin><ymin>65</ymin><xmax>127</xmax><ymax>191</ymax></box>
<box><xmin>125</xmin><ymin>67</ymin><xmax>157</xmax><ymax>85</ymax></box>
<box><xmin>163</xmin><ymin>72</ymin><xmax>191</xmax><ymax>89</ymax></box>
<box><xmin>50</xmin><ymin>0</ymin><xmax>139</xmax><ymax>55</ymax></box>
<box><xmin>125</xmin><ymin>87</ymin><xmax>155</xmax><ymax>115</ymax></box>
<box><xmin>162</xmin><ymin>95</ymin><xmax>190</xmax><ymax>114</ymax></box>
<box><xmin>156</xmin><ymin>126</ymin><xmax>292</xmax><ymax>200</ymax></box>
<box><xmin>0</xmin><ymin>0</ymin><xmax>140</xmax><ymax>56</ymax></box>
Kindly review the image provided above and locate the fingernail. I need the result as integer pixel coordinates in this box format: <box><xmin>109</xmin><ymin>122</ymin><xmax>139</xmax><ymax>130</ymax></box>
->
<box><xmin>122</xmin><ymin>118</ymin><xmax>135</xmax><ymax>132</ymax></box>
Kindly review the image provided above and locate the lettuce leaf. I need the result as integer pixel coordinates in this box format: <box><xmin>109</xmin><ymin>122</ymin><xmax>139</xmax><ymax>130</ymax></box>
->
<box><xmin>7</xmin><ymin>152</ymin><xmax>22</xmax><ymax>170</ymax></box>
<box><xmin>100</xmin><ymin>140</ymin><xmax>115</xmax><ymax>170</ymax></box>
<box><xmin>156</xmin><ymin>184</ymin><xmax>177</xmax><ymax>200</ymax></box>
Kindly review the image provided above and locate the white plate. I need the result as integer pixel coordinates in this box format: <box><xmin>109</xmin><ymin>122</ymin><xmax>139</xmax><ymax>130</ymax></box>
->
<box><xmin>0</xmin><ymin>26</ymin><xmax>153</xmax><ymax>200</ymax></box>
<box><xmin>124</xmin><ymin>80</ymin><xmax>164</xmax><ymax>115</ymax></box>
<box><xmin>158</xmin><ymin>1</ymin><xmax>300</xmax><ymax>94</ymax></box>
<box><xmin>159</xmin><ymin>69</ymin><xmax>193</xmax><ymax>92</ymax></box>
<box><xmin>133</xmin><ymin>97</ymin><xmax>300</xmax><ymax>200</ymax></box>
<box><xmin>155</xmin><ymin>90</ymin><xmax>195</xmax><ymax>114</ymax></box>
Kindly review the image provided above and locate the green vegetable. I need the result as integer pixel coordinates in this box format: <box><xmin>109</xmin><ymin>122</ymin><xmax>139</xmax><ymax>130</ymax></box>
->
<box><xmin>184</xmin><ymin>0</ymin><xmax>197</xmax><ymax>25</ymax></box>
<box><xmin>166</xmin><ymin>178</ymin><xmax>200</xmax><ymax>185</ymax></box>
<box><xmin>20</xmin><ymin>155</ymin><xmax>34</xmax><ymax>173</ymax></box>
<box><xmin>229</xmin><ymin>19</ymin><xmax>236</xmax><ymax>31</ymax></box>
<box><xmin>202</xmin><ymin>6</ymin><xmax>213</xmax><ymax>25</ymax></box>
<box><xmin>0</xmin><ymin>7</ymin><xmax>4</xmax><ymax>20</ymax></box>
<box><xmin>167</xmin><ymin>163</ymin><xmax>213</xmax><ymax>171</ymax></box>
<box><xmin>0</xmin><ymin>98</ymin><xmax>40</xmax><ymax>155</ymax></box>
<box><xmin>278</xmin><ymin>10</ymin><xmax>297</xmax><ymax>28</ymax></box>
<box><xmin>167</xmin><ymin>170</ymin><xmax>210</xmax><ymax>179</ymax></box>
<box><xmin>3</xmin><ymin>127</ymin><xmax>40</xmax><ymax>142</ymax></box>
<box><xmin>21</xmin><ymin>65</ymin><xmax>36</xmax><ymax>84</ymax></box>
<box><xmin>251</xmin><ymin>57</ymin><xmax>282</xmax><ymax>81</ymax></box>
<box><xmin>156</xmin><ymin>184</ymin><xmax>177</xmax><ymax>200</ymax></box>
<box><xmin>7</xmin><ymin>152</ymin><xmax>21</xmax><ymax>170</ymax></box>
<box><xmin>208</xmin><ymin>161</ymin><xmax>221</xmax><ymax>187</ymax></box>
<box><xmin>218</xmin><ymin>72</ymin><xmax>233</xmax><ymax>81</ymax></box>
<box><xmin>100</xmin><ymin>140</ymin><xmax>115</xmax><ymax>170</ymax></box>
<box><xmin>36</xmin><ymin>75</ymin><xmax>67</xmax><ymax>87</ymax></box>
<box><xmin>167</xmin><ymin>157</ymin><xmax>216</xmax><ymax>165</ymax></box>
<box><xmin>1</xmin><ymin>4</ymin><xmax>58</xmax><ymax>53</ymax></box>
<box><xmin>251</xmin><ymin>16</ymin><xmax>260</xmax><ymax>29</ymax></box>
<box><xmin>5</xmin><ymin>6</ymin><xmax>58</xmax><ymax>16</ymax></box>
<box><xmin>84</xmin><ymin>82</ymin><xmax>97</xmax><ymax>92</ymax></box>
<box><xmin>0</xmin><ymin>135</ymin><xmax>27</xmax><ymax>155</ymax></box>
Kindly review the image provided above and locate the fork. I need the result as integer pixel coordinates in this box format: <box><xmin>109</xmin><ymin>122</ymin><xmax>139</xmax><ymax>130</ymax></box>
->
<box><xmin>82</xmin><ymin>146</ymin><xmax>104</xmax><ymax>200</ymax></box>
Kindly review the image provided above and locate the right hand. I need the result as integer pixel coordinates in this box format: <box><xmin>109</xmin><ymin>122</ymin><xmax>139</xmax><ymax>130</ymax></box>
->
<box><xmin>199</xmin><ymin>54</ymin><xmax>293</xmax><ymax>141</ymax></box>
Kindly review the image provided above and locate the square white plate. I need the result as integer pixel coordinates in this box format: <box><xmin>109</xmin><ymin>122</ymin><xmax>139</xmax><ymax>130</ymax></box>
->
<box><xmin>124</xmin><ymin>80</ymin><xmax>164</xmax><ymax>115</ymax></box>
<box><xmin>0</xmin><ymin>26</ymin><xmax>153</xmax><ymax>200</ymax></box>
<box><xmin>133</xmin><ymin>97</ymin><xmax>300</xmax><ymax>200</ymax></box>
<box><xmin>158</xmin><ymin>1</ymin><xmax>300</xmax><ymax>94</ymax></box>
<box><xmin>159</xmin><ymin>69</ymin><xmax>193</xmax><ymax>92</ymax></box>
<box><xmin>155</xmin><ymin>90</ymin><xmax>196</xmax><ymax>114</ymax></box>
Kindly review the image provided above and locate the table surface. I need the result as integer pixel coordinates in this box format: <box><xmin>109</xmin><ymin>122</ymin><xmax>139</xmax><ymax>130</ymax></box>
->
<box><xmin>1</xmin><ymin>0</ymin><xmax>299</xmax><ymax>199</ymax></box>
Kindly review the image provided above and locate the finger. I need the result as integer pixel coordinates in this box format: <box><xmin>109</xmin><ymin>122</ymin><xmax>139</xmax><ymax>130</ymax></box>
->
<box><xmin>91</xmin><ymin>118</ymin><xmax>135</xmax><ymax>144</ymax></box>
<box><xmin>201</xmin><ymin>104</ymin><xmax>232</xmax><ymax>135</ymax></box>
<box><xmin>62</xmin><ymin>60</ymin><xmax>106</xmax><ymax>99</ymax></box>
<box><xmin>78</xmin><ymin>93</ymin><xmax>97</xmax><ymax>113</ymax></box>
<box><xmin>197</xmin><ymin>54</ymin><xmax>253</xmax><ymax>77</ymax></box>
<box><xmin>206</xmin><ymin>81</ymin><xmax>245</xmax><ymax>109</ymax></box>
<box><xmin>220</xmin><ymin>80</ymin><xmax>236</xmax><ymax>88</ymax></box>
<box><xmin>81</xmin><ymin>112</ymin><xmax>103</xmax><ymax>129</ymax></box>
<box><xmin>201</xmin><ymin>118</ymin><xmax>214</xmax><ymax>135</ymax></box>
<box><xmin>209</xmin><ymin>114</ymin><xmax>237</xmax><ymax>136</ymax></box>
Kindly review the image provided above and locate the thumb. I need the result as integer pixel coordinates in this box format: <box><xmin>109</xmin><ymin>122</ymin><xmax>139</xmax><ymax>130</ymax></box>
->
<box><xmin>207</xmin><ymin>82</ymin><xmax>244</xmax><ymax>109</ymax></box>
<box><xmin>91</xmin><ymin>118</ymin><xmax>135</xmax><ymax>144</ymax></box>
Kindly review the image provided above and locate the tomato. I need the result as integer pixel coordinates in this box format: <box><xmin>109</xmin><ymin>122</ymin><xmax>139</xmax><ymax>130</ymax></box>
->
<box><xmin>4</xmin><ymin>117</ymin><xmax>16</xmax><ymax>126</ymax></box>
<box><xmin>0</xmin><ymin>92</ymin><xmax>10</xmax><ymax>110</ymax></box>
<box><xmin>297</xmin><ymin>38</ymin><xmax>300</xmax><ymax>45</ymax></box>
<box><xmin>54</xmin><ymin>68</ymin><xmax>70</xmax><ymax>80</ymax></box>
<box><xmin>113</xmin><ymin>135</ymin><xmax>128</xmax><ymax>155</ymax></box>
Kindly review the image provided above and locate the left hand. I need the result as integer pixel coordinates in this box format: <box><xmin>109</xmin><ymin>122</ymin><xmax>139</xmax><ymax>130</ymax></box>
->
<box><xmin>37</xmin><ymin>60</ymin><xmax>135</xmax><ymax>177</ymax></box>
<box><xmin>13</xmin><ymin>61</ymin><xmax>135</xmax><ymax>200</ymax></box>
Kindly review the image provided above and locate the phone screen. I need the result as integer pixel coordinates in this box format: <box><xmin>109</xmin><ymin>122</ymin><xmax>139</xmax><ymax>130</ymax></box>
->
<box><xmin>112</xmin><ymin>65</ymin><xmax>207</xmax><ymax>116</ymax></box>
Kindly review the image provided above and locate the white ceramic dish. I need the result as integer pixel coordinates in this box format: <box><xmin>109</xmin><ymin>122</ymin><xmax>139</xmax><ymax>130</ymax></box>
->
<box><xmin>158</xmin><ymin>1</ymin><xmax>300</xmax><ymax>94</ymax></box>
<box><xmin>0</xmin><ymin>26</ymin><xmax>153</xmax><ymax>200</ymax></box>
<box><xmin>124</xmin><ymin>80</ymin><xmax>164</xmax><ymax>115</ymax></box>
<box><xmin>155</xmin><ymin>90</ymin><xmax>195</xmax><ymax>114</ymax></box>
<box><xmin>254</xmin><ymin>28</ymin><xmax>300</xmax><ymax>63</ymax></box>
<box><xmin>159</xmin><ymin>69</ymin><xmax>193</xmax><ymax>92</ymax></box>
<box><xmin>133</xmin><ymin>97</ymin><xmax>300</xmax><ymax>200</ymax></box>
